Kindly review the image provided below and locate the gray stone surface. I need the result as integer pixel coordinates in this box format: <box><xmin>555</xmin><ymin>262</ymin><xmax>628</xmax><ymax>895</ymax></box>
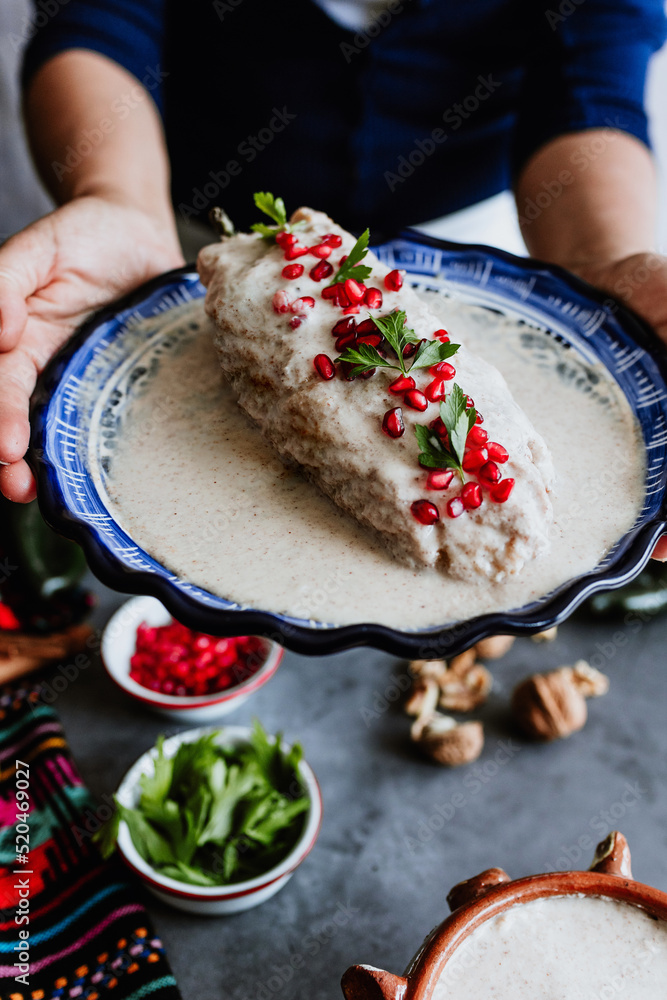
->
<box><xmin>49</xmin><ymin>578</ymin><xmax>667</xmax><ymax>1000</ymax></box>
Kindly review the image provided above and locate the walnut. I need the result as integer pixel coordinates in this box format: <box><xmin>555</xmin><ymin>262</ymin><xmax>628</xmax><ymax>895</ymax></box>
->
<box><xmin>408</xmin><ymin>651</ymin><xmax>492</xmax><ymax>713</ymax></box>
<box><xmin>473</xmin><ymin>635</ymin><xmax>515</xmax><ymax>660</ymax></box>
<box><xmin>440</xmin><ymin>653</ymin><xmax>492</xmax><ymax>712</ymax></box>
<box><xmin>511</xmin><ymin>660</ymin><xmax>609</xmax><ymax>741</ymax></box>
<box><xmin>531</xmin><ymin>626</ymin><xmax>558</xmax><ymax>643</ymax></box>
<box><xmin>411</xmin><ymin>713</ymin><xmax>485</xmax><ymax>767</ymax></box>
<box><xmin>404</xmin><ymin>676</ymin><xmax>439</xmax><ymax>718</ymax></box>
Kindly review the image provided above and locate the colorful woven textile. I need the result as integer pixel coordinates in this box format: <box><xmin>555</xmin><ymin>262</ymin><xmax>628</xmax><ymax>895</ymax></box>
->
<box><xmin>0</xmin><ymin>683</ymin><xmax>181</xmax><ymax>1000</ymax></box>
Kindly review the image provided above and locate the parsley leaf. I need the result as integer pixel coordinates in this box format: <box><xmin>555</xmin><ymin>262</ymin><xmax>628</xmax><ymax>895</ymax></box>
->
<box><xmin>250</xmin><ymin>191</ymin><xmax>306</xmax><ymax>241</ymax></box>
<box><xmin>336</xmin><ymin>343</ymin><xmax>398</xmax><ymax>378</ymax></box>
<box><xmin>371</xmin><ymin>310</ymin><xmax>420</xmax><ymax>368</ymax></box>
<box><xmin>414</xmin><ymin>383</ymin><xmax>476</xmax><ymax>483</ymax></box>
<box><xmin>94</xmin><ymin>721</ymin><xmax>310</xmax><ymax>885</ymax></box>
<box><xmin>329</xmin><ymin>228</ymin><xmax>373</xmax><ymax>285</ymax></box>
<box><xmin>440</xmin><ymin>383</ymin><xmax>477</xmax><ymax>469</ymax></box>
<box><xmin>253</xmin><ymin>191</ymin><xmax>287</xmax><ymax>228</ymax></box>
<box><xmin>409</xmin><ymin>340</ymin><xmax>460</xmax><ymax>371</ymax></box>
<box><xmin>414</xmin><ymin>424</ymin><xmax>461</xmax><ymax>472</ymax></box>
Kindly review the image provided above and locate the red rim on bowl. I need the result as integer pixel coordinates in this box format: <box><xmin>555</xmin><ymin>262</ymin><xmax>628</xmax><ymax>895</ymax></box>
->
<box><xmin>101</xmin><ymin>596</ymin><xmax>284</xmax><ymax>709</ymax></box>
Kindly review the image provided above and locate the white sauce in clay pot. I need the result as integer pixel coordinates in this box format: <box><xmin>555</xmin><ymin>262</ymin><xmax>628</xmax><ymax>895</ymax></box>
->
<box><xmin>98</xmin><ymin>292</ymin><xmax>644</xmax><ymax>629</ymax></box>
<box><xmin>432</xmin><ymin>894</ymin><xmax>667</xmax><ymax>999</ymax></box>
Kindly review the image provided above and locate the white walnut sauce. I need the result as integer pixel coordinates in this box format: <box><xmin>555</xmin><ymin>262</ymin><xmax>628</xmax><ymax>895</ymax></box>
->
<box><xmin>99</xmin><ymin>292</ymin><xmax>645</xmax><ymax>629</ymax></box>
<box><xmin>432</xmin><ymin>894</ymin><xmax>667</xmax><ymax>998</ymax></box>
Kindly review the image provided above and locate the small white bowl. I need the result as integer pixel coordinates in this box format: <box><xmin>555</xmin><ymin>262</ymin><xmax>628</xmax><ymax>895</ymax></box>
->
<box><xmin>115</xmin><ymin>725</ymin><xmax>322</xmax><ymax>915</ymax></box>
<box><xmin>101</xmin><ymin>596</ymin><xmax>283</xmax><ymax>722</ymax></box>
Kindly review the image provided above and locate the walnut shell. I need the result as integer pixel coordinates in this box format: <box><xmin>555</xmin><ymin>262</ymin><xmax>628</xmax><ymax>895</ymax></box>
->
<box><xmin>531</xmin><ymin>626</ymin><xmax>558</xmax><ymax>643</ymax></box>
<box><xmin>439</xmin><ymin>663</ymin><xmax>493</xmax><ymax>712</ymax></box>
<box><xmin>511</xmin><ymin>669</ymin><xmax>588</xmax><ymax>740</ymax></box>
<box><xmin>473</xmin><ymin>635</ymin><xmax>515</xmax><ymax>660</ymax></box>
<box><xmin>412</xmin><ymin>714</ymin><xmax>484</xmax><ymax>766</ymax></box>
<box><xmin>404</xmin><ymin>677</ymin><xmax>440</xmax><ymax>718</ymax></box>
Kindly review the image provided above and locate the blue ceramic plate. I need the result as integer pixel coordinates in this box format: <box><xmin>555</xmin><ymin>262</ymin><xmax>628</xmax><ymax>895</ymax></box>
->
<box><xmin>29</xmin><ymin>234</ymin><xmax>667</xmax><ymax>657</ymax></box>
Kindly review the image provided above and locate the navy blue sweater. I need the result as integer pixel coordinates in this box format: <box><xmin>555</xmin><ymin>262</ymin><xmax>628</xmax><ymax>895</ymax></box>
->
<box><xmin>23</xmin><ymin>0</ymin><xmax>667</xmax><ymax>234</ymax></box>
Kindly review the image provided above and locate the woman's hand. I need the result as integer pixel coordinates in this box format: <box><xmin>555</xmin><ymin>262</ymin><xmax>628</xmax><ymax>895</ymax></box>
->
<box><xmin>0</xmin><ymin>194</ymin><xmax>184</xmax><ymax>502</ymax></box>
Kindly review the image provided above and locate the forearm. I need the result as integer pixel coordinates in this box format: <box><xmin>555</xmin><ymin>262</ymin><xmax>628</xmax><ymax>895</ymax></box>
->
<box><xmin>515</xmin><ymin>131</ymin><xmax>658</xmax><ymax>271</ymax></box>
<box><xmin>24</xmin><ymin>49</ymin><xmax>176</xmax><ymax>231</ymax></box>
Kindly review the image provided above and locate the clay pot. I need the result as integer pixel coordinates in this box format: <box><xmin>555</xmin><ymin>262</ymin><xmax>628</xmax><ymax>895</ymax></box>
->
<box><xmin>341</xmin><ymin>832</ymin><xmax>667</xmax><ymax>1000</ymax></box>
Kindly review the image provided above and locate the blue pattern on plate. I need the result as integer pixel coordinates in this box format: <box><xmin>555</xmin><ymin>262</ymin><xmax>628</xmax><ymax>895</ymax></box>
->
<box><xmin>29</xmin><ymin>236</ymin><xmax>667</xmax><ymax>657</ymax></box>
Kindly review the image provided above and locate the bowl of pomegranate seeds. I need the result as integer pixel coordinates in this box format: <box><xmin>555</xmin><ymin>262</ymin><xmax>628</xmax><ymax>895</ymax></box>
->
<box><xmin>101</xmin><ymin>596</ymin><xmax>283</xmax><ymax>721</ymax></box>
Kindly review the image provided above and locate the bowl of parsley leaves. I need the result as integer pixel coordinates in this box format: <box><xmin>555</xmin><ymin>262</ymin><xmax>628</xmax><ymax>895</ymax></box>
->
<box><xmin>98</xmin><ymin>721</ymin><xmax>322</xmax><ymax>914</ymax></box>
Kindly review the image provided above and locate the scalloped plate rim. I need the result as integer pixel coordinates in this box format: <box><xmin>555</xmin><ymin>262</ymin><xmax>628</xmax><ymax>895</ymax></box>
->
<box><xmin>28</xmin><ymin>234</ymin><xmax>667</xmax><ymax>657</ymax></box>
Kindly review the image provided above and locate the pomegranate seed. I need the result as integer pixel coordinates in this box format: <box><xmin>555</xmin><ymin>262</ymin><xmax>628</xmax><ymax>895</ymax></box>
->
<box><xmin>461</xmin><ymin>482</ymin><xmax>483</xmax><ymax>509</ymax></box>
<box><xmin>320</xmin><ymin>234</ymin><xmax>343</xmax><ymax>248</ymax></box>
<box><xmin>310</xmin><ymin>243</ymin><xmax>333</xmax><ymax>258</ymax></box>
<box><xmin>465</xmin><ymin>394</ymin><xmax>475</xmax><ymax>409</ymax></box>
<box><xmin>404</xmin><ymin>389</ymin><xmax>428</xmax><ymax>411</ymax></box>
<box><xmin>434</xmin><ymin>329</ymin><xmax>450</xmax><ymax>342</ymax></box>
<box><xmin>462</xmin><ymin>447</ymin><xmax>488</xmax><ymax>472</ymax></box>
<box><xmin>429</xmin><ymin>416</ymin><xmax>448</xmax><ymax>438</ymax></box>
<box><xmin>389</xmin><ymin>374</ymin><xmax>415</xmax><ymax>394</ymax></box>
<box><xmin>310</xmin><ymin>260</ymin><xmax>334</xmax><ymax>281</ymax></box>
<box><xmin>291</xmin><ymin>296</ymin><xmax>315</xmax><ymax>312</ymax></box>
<box><xmin>487</xmin><ymin>441</ymin><xmax>509</xmax><ymax>463</ymax></box>
<box><xmin>479</xmin><ymin>460</ymin><xmax>501</xmax><ymax>485</ymax></box>
<box><xmin>284</xmin><ymin>244</ymin><xmax>309</xmax><ymax>260</ymax></box>
<box><xmin>426</xmin><ymin>469</ymin><xmax>454</xmax><ymax>490</ymax></box>
<box><xmin>335</xmin><ymin>333</ymin><xmax>356</xmax><ymax>351</ymax></box>
<box><xmin>272</xmin><ymin>290</ymin><xmax>291</xmax><ymax>314</ymax></box>
<box><xmin>289</xmin><ymin>316</ymin><xmax>303</xmax><ymax>329</ymax></box>
<box><xmin>345</xmin><ymin>278</ymin><xmax>366</xmax><ymax>304</ymax></box>
<box><xmin>339</xmin><ymin>361</ymin><xmax>357</xmax><ymax>381</ymax></box>
<box><xmin>425</xmin><ymin>379</ymin><xmax>448</xmax><ymax>403</ymax></box>
<box><xmin>446</xmin><ymin>497</ymin><xmax>465</xmax><ymax>518</ymax></box>
<box><xmin>365</xmin><ymin>287</ymin><xmax>383</xmax><ymax>309</ymax></box>
<box><xmin>403</xmin><ymin>340</ymin><xmax>424</xmax><ymax>359</ymax></box>
<box><xmin>343</xmin><ymin>305</ymin><xmax>360</xmax><ymax>315</ymax></box>
<box><xmin>336</xmin><ymin>284</ymin><xmax>351</xmax><ymax>307</ymax></box>
<box><xmin>357</xmin><ymin>333</ymin><xmax>383</xmax><ymax>348</ymax></box>
<box><xmin>339</xmin><ymin>254</ymin><xmax>348</xmax><ymax>265</ymax></box>
<box><xmin>475</xmin><ymin>411</ymin><xmax>484</xmax><ymax>425</ymax></box>
<box><xmin>282</xmin><ymin>263</ymin><xmax>304</xmax><ymax>280</ymax></box>
<box><xmin>384</xmin><ymin>269</ymin><xmax>404</xmax><ymax>292</ymax></box>
<box><xmin>332</xmin><ymin>317</ymin><xmax>356</xmax><ymax>337</ymax></box>
<box><xmin>359</xmin><ymin>368</ymin><xmax>376</xmax><ymax>380</ymax></box>
<box><xmin>276</xmin><ymin>231</ymin><xmax>297</xmax><ymax>248</ymax></box>
<box><xmin>314</xmin><ymin>354</ymin><xmax>335</xmax><ymax>380</ymax></box>
<box><xmin>382</xmin><ymin>407</ymin><xmax>405</xmax><ymax>438</ymax></box>
<box><xmin>356</xmin><ymin>318</ymin><xmax>377</xmax><ymax>335</ymax></box>
<box><xmin>467</xmin><ymin>425</ymin><xmax>488</xmax><ymax>447</ymax></box>
<box><xmin>321</xmin><ymin>285</ymin><xmax>339</xmax><ymax>300</ymax></box>
<box><xmin>491</xmin><ymin>478</ymin><xmax>515</xmax><ymax>503</ymax></box>
<box><xmin>430</xmin><ymin>362</ymin><xmax>456</xmax><ymax>380</ymax></box>
<box><xmin>411</xmin><ymin>499</ymin><xmax>439</xmax><ymax>525</ymax></box>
